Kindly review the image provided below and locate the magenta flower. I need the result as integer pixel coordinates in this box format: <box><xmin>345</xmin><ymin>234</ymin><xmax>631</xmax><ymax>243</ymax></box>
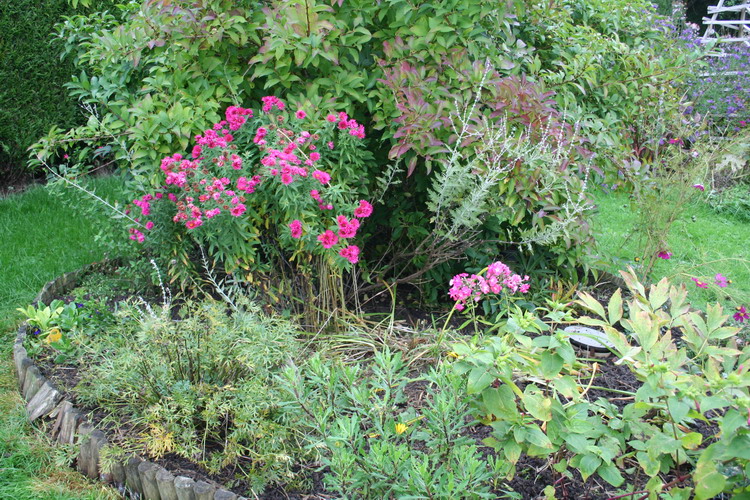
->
<box><xmin>734</xmin><ymin>306</ymin><xmax>749</xmax><ymax>323</ymax></box>
<box><xmin>715</xmin><ymin>273</ymin><xmax>729</xmax><ymax>288</ymax></box>
<box><xmin>658</xmin><ymin>251</ymin><xmax>672</xmax><ymax>260</ymax></box>
<box><xmin>145</xmin><ymin>221</ymin><xmax>154</xmax><ymax>230</ymax></box>
<box><xmin>230</xmin><ymin>204</ymin><xmax>246</xmax><ymax>217</ymax></box>
<box><xmin>295</xmin><ymin>110</ymin><xmax>307</xmax><ymax>119</ymax></box>
<box><xmin>353</xmin><ymin>200</ymin><xmax>373</xmax><ymax>218</ymax></box>
<box><xmin>448</xmin><ymin>261</ymin><xmax>530</xmax><ymax>311</ymax></box>
<box><xmin>337</xmin><ymin>215</ymin><xmax>360</xmax><ymax>239</ymax></box>
<box><xmin>339</xmin><ymin>245</ymin><xmax>360</xmax><ymax>264</ymax></box>
<box><xmin>692</xmin><ymin>278</ymin><xmax>708</xmax><ymax>289</ymax></box>
<box><xmin>317</xmin><ymin>230</ymin><xmax>339</xmax><ymax>249</ymax></box>
<box><xmin>692</xmin><ymin>184</ymin><xmax>705</xmax><ymax>191</ymax></box>
<box><xmin>289</xmin><ymin>220</ymin><xmax>302</xmax><ymax>239</ymax></box>
<box><xmin>312</xmin><ymin>170</ymin><xmax>331</xmax><ymax>185</ymax></box>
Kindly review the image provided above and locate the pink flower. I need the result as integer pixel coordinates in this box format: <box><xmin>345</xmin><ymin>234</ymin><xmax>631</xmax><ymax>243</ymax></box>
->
<box><xmin>230</xmin><ymin>204</ymin><xmax>246</xmax><ymax>217</ymax></box>
<box><xmin>692</xmin><ymin>278</ymin><xmax>708</xmax><ymax>289</ymax></box>
<box><xmin>448</xmin><ymin>261</ymin><xmax>529</xmax><ymax>310</ymax></box>
<box><xmin>289</xmin><ymin>220</ymin><xmax>303</xmax><ymax>238</ymax></box>
<box><xmin>328</xmin><ymin>141</ymin><xmax>335</xmax><ymax>150</ymax></box>
<box><xmin>339</xmin><ymin>245</ymin><xmax>360</xmax><ymax>264</ymax></box>
<box><xmin>317</xmin><ymin>230</ymin><xmax>339</xmax><ymax>249</ymax></box>
<box><xmin>186</xmin><ymin>219</ymin><xmax>203</xmax><ymax>229</ymax></box>
<box><xmin>715</xmin><ymin>273</ymin><xmax>729</xmax><ymax>288</ymax></box>
<box><xmin>145</xmin><ymin>221</ymin><xmax>154</xmax><ymax>230</ymax></box>
<box><xmin>337</xmin><ymin>216</ymin><xmax>360</xmax><ymax>238</ymax></box>
<box><xmin>734</xmin><ymin>306</ymin><xmax>749</xmax><ymax>323</ymax></box>
<box><xmin>326</xmin><ymin>114</ymin><xmax>337</xmax><ymax>122</ymax></box>
<box><xmin>693</xmin><ymin>184</ymin><xmax>705</xmax><ymax>191</ymax></box>
<box><xmin>658</xmin><ymin>251</ymin><xmax>672</xmax><ymax>260</ymax></box>
<box><xmin>295</xmin><ymin>110</ymin><xmax>307</xmax><ymax>119</ymax></box>
<box><xmin>353</xmin><ymin>200</ymin><xmax>373</xmax><ymax>218</ymax></box>
<box><xmin>312</xmin><ymin>170</ymin><xmax>331</xmax><ymax>185</ymax></box>
<box><xmin>309</xmin><ymin>152</ymin><xmax>320</xmax><ymax>161</ymax></box>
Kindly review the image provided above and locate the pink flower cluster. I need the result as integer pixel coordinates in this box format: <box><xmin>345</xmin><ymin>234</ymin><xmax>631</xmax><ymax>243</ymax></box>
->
<box><xmin>261</xmin><ymin>96</ymin><xmax>285</xmax><ymax>113</ymax></box>
<box><xmin>129</xmin><ymin>97</ymin><xmax>374</xmax><ymax>267</ymax></box>
<box><xmin>448</xmin><ymin>261</ymin><xmax>530</xmax><ymax>311</ymax></box>
<box><xmin>326</xmin><ymin>111</ymin><xmax>365</xmax><ymax>139</ymax></box>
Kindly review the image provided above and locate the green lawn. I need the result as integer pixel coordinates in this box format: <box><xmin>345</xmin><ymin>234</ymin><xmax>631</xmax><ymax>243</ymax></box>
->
<box><xmin>0</xmin><ymin>177</ymin><xmax>123</xmax><ymax>500</ymax></box>
<box><xmin>589</xmin><ymin>189</ymin><xmax>750</xmax><ymax>315</ymax></box>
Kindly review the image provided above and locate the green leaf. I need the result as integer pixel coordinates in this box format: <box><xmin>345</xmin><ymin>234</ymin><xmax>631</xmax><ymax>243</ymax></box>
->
<box><xmin>524</xmin><ymin>425</ymin><xmax>553</xmax><ymax>449</ymax></box>
<box><xmin>540</xmin><ymin>351</ymin><xmax>564</xmax><ymax>378</ymax></box>
<box><xmin>680</xmin><ymin>432</ymin><xmax>702</xmax><ymax>450</ymax></box>
<box><xmin>667</xmin><ymin>397</ymin><xmax>690</xmax><ymax>424</ymax></box>
<box><xmin>597</xmin><ymin>464</ymin><xmax>624</xmax><ymax>486</ymax></box>
<box><xmin>524</xmin><ymin>392</ymin><xmax>552</xmax><ymax>422</ymax></box>
<box><xmin>576</xmin><ymin>292</ymin><xmax>607</xmax><ymax>320</ymax></box>
<box><xmin>578</xmin><ymin>454</ymin><xmax>601</xmax><ymax>481</ymax></box>
<box><xmin>693</xmin><ymin>469</ymin><xmax>726</xmax><ymax>500</ymax></box>
<box><xmin>607</xmin><ymin>288</ymin><xmax>623</xmax><ymax>324</ymax></box>
<box><xmin>467</xmin><ymin>366</ymin><xmax>494</xmax><ymax>394</ymax></box>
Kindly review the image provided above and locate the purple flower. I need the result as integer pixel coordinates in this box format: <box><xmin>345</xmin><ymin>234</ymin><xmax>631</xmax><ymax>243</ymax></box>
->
<box><xmin>735</xmin><ymin>306</ymin><xmax>749</xmax><ymax>323</ymax></box>
<box><xmin>692</xmin><ymin>278</ymin><xmax>708</xmax><ymax>289</ymax></box>
<box><xmin>693</xmin><ymin>184</ymin><xmax>705</xmax><ymax>191</ymax></box>
<box><xmin>715</xmin><ymin>273</ymin><xmax>728</xmax><ymax>288</ymax></box>
<box><xmin>658</xmin><ymin>251</ymin><xmax>672</xmax><ymax>260</ymax></box>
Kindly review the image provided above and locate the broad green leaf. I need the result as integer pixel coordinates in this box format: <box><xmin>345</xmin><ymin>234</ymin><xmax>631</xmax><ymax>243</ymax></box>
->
<box><xmin>540</xmin><ymin>351</ymin><xmax>564</xmax><ymax>378</ymax></box>
<box><xmin>524</xmin><ymin>425</ymin><xmax>553</xmax><ymax>449</ymax></box>
<box><xmin>524</xmin><ymin>392</ymin><xmax>552</xmax><ymax>422</ymax></box>
<box><xmin>576</xmin><ymin>292</ymin><xmax>607</xmax><ymax>320</ymax></box>
<box><xmin>467</xmin><ymin>366</ymin><xmax>494</xmax><ymax>394</ymax></box>
<box><xmin>607</xmin><ymin>288</ymin><xmax>623</xmax><ymax>325</ymax></box>
<box><xmin>597</xmin><ymin>464</ymin><xmax>624</xmax><ymax>486</ymax></box>
<box><xmin>579</xmin><ymin>454</ymin><xmax>601</xmax><ymax>481</ymax></box>
<box><xmin>680</xmin><ymin>432</ymin><xmax>702</xmax><ymax>450</ymax></box>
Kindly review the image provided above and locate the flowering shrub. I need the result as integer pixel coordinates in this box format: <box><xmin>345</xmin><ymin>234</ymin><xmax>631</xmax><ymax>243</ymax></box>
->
<box><xmin>126</xmin><ymin>98</ymin><xmax>373</xmax><ymax>278</ymax></box>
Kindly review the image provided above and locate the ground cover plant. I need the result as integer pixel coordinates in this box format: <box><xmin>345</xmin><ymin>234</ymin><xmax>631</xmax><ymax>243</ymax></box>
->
<box><xmin>4</xmin><ymin>0</ymin><xmax>750</xmax><ymax>498</ymax></box>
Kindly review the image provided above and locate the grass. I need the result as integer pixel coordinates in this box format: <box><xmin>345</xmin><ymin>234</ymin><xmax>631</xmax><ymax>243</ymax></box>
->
<box><xmin>0</xmin><ymin>176</ymin><xmax>124</xmax><ymax>499</ymax></box>
<box><xmin>589</xmin><ymin>188</ymin><xmax>750</xmax><ymax>314</ymax></box>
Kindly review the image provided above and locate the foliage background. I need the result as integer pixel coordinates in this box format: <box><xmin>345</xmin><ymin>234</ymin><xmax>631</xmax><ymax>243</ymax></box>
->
<box><xmin>0</xmin><ymin>0</ymin><xmax>117</xmax><ymax>175</ymax></box>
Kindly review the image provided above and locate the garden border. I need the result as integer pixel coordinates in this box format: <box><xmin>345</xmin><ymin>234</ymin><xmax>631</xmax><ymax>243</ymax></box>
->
<box><xmin>12</xmin><ymin>266</ymin><xmax>247</xmax><ymax>500</ymax></box>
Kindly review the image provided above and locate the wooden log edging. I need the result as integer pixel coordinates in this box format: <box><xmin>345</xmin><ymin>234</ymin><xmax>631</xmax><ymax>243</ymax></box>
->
<box><xmin>13</xmin><ymin>269</ymin><xmax>247</xmax><ymax>500</ymax></box>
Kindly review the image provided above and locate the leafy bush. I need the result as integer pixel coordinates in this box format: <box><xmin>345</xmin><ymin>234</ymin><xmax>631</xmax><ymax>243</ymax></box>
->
<box><xmin>32</xmin><ymin>0</ymin><xmax>702</xmax><ymax>297</ymax></box>
<box><xmin>452</xmin><ymin>269</ymin><xmax>750</xmax><ymax>498</ymax></box>
<box><xmin>0</xmin><ymin>0</ymin><xmax>116</xmax><ymax>170</ymax></box>
<box><xmin>516</xmin><ymin>0</ymin><xmax>703</xmax><ymax>177</ymax></box>
<box><xmin>281</xmin><ymin>349</ymin><xmax>493</xmax><ymax>498</ymax></box>
<box><xmin>74</xmin><ymin>298</ymin><xmax>306</xmax><ymax>491</ymax></box>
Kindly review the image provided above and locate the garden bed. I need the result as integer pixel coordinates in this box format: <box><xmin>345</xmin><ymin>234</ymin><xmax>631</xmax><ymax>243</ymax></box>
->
<box><xmin>16</xmin><ymin>263</ymin><xmax>748</xmax><ymax>499</ymax></box>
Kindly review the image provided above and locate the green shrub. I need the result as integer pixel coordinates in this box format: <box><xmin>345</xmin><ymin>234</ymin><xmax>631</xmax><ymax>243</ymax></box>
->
<box><xmin>0</xmin><ymin>0</ymin><xmax>117</xmax><ymax>170</ymax></box>
<box><xmin>74</xmin><ymin>298</ymin><xmax>307</xmax><ymax>492</ymax></box>
<box><xmin>33</xmin><ymin>0</ymin><xmax>700</xmax><ymax>298</ymax></box>
<box><xmin>281</xmin><ymin>349</ymin><xmax>493</xmax><ymax>498</ymax></box>
<box><xmin>452</xmin><ymin>269</ymin><xmax>750</xmax><ymax>497</ymax></box>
